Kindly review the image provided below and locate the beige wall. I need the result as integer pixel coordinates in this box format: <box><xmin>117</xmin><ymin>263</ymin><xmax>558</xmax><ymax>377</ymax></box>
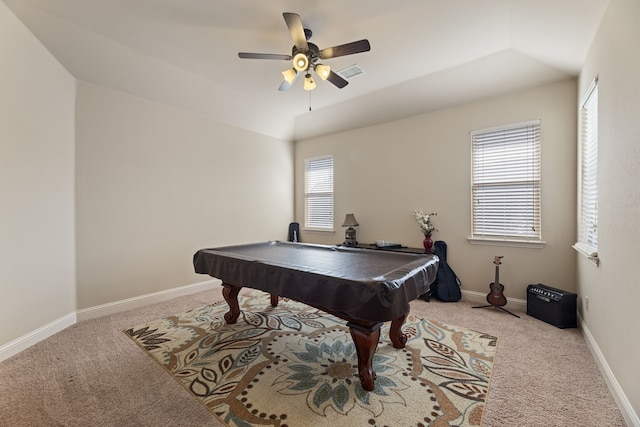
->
<box><xmin>0</xmin><ymin>0</ymin><xmax>294</xmax><ymax>350</ymax></box>
<box><xmin>0</xmin><ymin>2</ymin><xmax>76</xmax><ymax>344</ymax></box>
<box><xmin>3</xmin><ymin>0</ymin><xmax>638</xmax><ymax>420</ymax></box>
<box><xmin>75</xmin><ymin>82</ymin><xmax>294</xmax><ymax>309</ymax></box>
<box><xmin>295</xmin><ymin>79</ymin><xmax>578</xmax><ymax>302</ymax></box>
<box><xmin>578</xmin><ymin>0</ymin><xmax>640</xmax><ymax>419</ymax></box>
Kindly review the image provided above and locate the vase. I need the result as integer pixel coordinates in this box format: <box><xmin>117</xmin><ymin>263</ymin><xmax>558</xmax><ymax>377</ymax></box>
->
<box><xmin>423</xmin><ymin>234</ymin><xmax>433</xmax><ymax>253</ymax></box>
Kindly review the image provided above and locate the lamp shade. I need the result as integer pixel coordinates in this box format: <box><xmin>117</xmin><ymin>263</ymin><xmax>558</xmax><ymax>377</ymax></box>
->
<box><xmin>342</xmin><ymin>213</ymin><xmax>359</xmax><ymax>227</ymax></box>
<box><xmin>303</xmin><ymin>73</ymin><xmax>316</xmax><ymax>91</ymax></box>
<box><xmin>315</xmin><ymin>64</ymin><xmax>331</xmax><ymax>81</ymax></box>
<box><xmin>282</xmin><ymin>68</ymin><xmax>298</xmax><ymax>84</ymax></box>
<box><xmin>293</xmin><ymin>53</ymin><xmax>309</xmax><ymax>72</ymax></box>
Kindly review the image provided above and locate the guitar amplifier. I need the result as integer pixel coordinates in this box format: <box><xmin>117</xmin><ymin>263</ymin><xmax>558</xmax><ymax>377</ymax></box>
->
<box><xmin>526</xmin><ymin>284</ymin><xmax>577</xmax><ymax>329</ymax></box>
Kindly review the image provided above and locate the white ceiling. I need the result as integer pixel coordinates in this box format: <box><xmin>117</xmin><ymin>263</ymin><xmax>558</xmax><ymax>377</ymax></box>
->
<box><xmin>4</xmin><ymin>0</ymin><xmax>609</xmax><ymax>141</ymax></box>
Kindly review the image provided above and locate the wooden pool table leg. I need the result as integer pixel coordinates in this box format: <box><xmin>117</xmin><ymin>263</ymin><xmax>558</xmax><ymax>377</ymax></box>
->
<box><xmin>221</xmin><ymin>283</ymin><xmax>241</xmax><ymax>324</ymax></box>
<box><xmin>389</xmin><ymin>314</ymin><xmax>408</xmax><ymax>349</ymax></box>
<box><xmin>347</xmin><ymin>322</ymin><xmax>382</xmax><ymax>391</ymax></box>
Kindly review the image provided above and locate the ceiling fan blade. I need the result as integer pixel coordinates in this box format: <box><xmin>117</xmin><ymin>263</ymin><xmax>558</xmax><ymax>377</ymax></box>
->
<box><xmin>278</xmin><ymin>80</ymin><xmax>293</xmax><ymax>91</ymax></box>
<box><xmin>238</xmin><ymin>52</ymin><xmax>292</xmax><ymax>60</ymax></box>
<box><xmin>283</xmin><ymin>12</ymin><xmax>309</xmax><ymax>52</ymax></box>
<box><xmin>319</xmin><ymin>39</ymin><xmax>371</xmax><ymax>59</ymax></box>
<box><xmin>326</xmin><ymin>70</ymin><xmax>349</xmax><ymax>89</ymax></box>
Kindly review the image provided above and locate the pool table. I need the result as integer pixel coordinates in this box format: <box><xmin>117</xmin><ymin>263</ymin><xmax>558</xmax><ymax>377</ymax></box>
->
<box><xmin>193</xmin><ymin>241</ymin><xmax>438</xmax><ymax>391</ymax></box>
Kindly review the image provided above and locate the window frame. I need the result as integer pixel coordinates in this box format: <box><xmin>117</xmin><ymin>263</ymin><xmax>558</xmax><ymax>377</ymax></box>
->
<box><xmin>573</xmin><ymin>78</ymin><xmax>599</xmax><ymax>264</ymax></box>
<box><xmin>304</xmin><ymin>155</ymin><xmax>334</xmax><ymax>231</ymax></box>
<box><xmin>469</xmin><ymin>120</ymin><xmax>544</xmax><ymax>248</ymax></box>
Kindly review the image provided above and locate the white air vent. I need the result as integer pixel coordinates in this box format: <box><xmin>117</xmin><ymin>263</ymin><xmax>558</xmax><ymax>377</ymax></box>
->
<box><xmin>337</xmin><ymin>64</ymin><xmax>364</xmax><ymax>79</ymax></box>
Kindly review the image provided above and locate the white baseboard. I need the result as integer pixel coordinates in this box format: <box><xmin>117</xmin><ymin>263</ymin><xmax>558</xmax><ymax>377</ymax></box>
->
<box><xmin>462</xmin><ymin>290</ymin><xmax>640</xmax><ymax>427</ymax></box>
<box><xmin>464</xmin><ymin>289</ymin><xmax>637</xmax><ymax>425</ymax></box>
<box><xmin>579</xmin><ymin>313</ymin><xmax>640</xmax><ymax>427</ymax></box>
<box><xmin>0</xmin><ymin>279</ymin><xmax>221</xmax><ymax>363</ymax></box>
<box><xmin>76</xmin><ymin>279</ymin><xmax>221</xmax><ymax>321</ymax></box>
<box><xmin>0</xmin><ymin>312</ymin><xmax>76</xmax><ymax>363</ymax></box>
<box><xmin>461</xmin><ymin>289</ymin><xmax>527</xmax><ymax>312</ymax></box>
<box><xmin>464</xmin><ymin>290</ymin><xmax>638</xmax><ymax>424</ymax></box>
<box><xmin>4</xmin><ymin>282</ymin><xmax>637</xmax><ymax>426</ymax></box>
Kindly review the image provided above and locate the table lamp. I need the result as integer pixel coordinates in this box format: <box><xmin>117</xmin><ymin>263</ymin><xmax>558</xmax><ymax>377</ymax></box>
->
<box><xmin>342</xmin><ymin>213</ymin><xmax>359</xmax><ymax>246</ymax></box>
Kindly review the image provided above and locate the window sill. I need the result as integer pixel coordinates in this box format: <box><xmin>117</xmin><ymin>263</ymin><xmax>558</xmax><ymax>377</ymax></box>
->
<box><xmin>467</xmin><ymin>237</ymin><xmax>546</xmax><ymax>249</ymax></box>
<box><xmin>303</xmin><ymin>228</ymin><xmax>335</xmax><ymax>234</ymax></box>
<box><xmin>572</xmin><ymin>242</ymin><xmax>599</xmax><ymax>266</ymax></box>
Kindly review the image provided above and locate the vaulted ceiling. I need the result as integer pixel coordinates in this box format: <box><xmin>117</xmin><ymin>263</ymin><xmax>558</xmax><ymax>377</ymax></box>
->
<box><xmin>4</xmin><ymin>0</ymin><xmax>609</xmax><ymax>140</ymax></box>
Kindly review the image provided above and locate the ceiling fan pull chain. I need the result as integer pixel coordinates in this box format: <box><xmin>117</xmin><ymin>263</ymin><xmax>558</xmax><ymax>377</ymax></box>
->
<box><xmin>309</xmin><ymin>91</ymin><xmax>312</xmax><ymax>111</ymax></box>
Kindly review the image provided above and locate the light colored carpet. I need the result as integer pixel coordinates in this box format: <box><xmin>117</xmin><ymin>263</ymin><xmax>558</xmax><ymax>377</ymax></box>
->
<box><xmin>0</xmin><ymin>284</ymin><xmax>627</xmax><ymax>426</ymax></box>
<box><xmin>124</xmin><ymin>290</ymin><xmax>496</xmax><ymax>426</ymax></box>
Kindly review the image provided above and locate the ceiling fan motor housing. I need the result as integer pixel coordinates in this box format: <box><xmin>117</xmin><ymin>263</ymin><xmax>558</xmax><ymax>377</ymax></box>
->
<box><xmin>292</xmin><ymin>42</ymin><xmax>320</xmax><ymax>71</ymax></box>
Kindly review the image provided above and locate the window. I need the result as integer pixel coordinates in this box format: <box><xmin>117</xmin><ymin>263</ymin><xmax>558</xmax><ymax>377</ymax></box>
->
<box><xmin>471</xmin><ymin>120</ymin><xmax>542</xmax><ymax>243</ymax></box>
<box><xmin>574</xmin><ymin>79</ymin><xmax>598</xmax><ymax>261</ymax></box>
<box><xmin>304</xmin><ymin>156</ymin><xmax>334</xmax><ymax>230</ymax></box>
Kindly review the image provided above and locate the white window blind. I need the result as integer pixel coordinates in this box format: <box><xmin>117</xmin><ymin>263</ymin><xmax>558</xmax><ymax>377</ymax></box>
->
<box><xmin>577</xmin><ymin>80</ymin><xmax>598</xmax><ymax>256</ymax></box>
<box><xmin>471</xmin><ymin>120</ymin><xmax>542</xmax><ymax>240</ymax></box>
<box><xmin>304</xmin><ymin>156</ymin><xmax>334</xmax><ymax>229</ymax></box>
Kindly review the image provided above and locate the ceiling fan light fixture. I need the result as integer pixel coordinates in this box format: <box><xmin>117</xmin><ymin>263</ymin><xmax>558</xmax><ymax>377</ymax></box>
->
<box><xmin>304</xmin><ymin>73</ymin><xmax>316</xmax><ymax>91</ymax></box>
<box><xmin>293</xmin><ymin>53</ymin><xmax>309</xmax><ymax>71</ymax></box>
<box><xmin>315</xmin><ymin>64</ymin><xmax>330</xmax><ymax>80</ymax></box>
<box><xmin>238</xmin><ymin>13</ymin><xmax>371</xmax><ymax>92</ymax></box>
<box><xmin>282</xmin><ymin>68</ymin><xmax>298</xmax><ymax>84</ymax></box>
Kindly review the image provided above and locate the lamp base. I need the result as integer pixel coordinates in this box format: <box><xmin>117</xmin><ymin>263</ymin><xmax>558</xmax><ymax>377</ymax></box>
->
<box><xmin>344</xmin><ymin>227</ymin><xmax>357</xmax><ymax>246</ymax></box>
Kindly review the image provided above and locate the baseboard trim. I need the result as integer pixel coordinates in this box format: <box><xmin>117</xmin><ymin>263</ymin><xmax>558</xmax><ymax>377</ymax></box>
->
<box><xmin>5</xmin><ymin>283</ymin><xmax>637</xmax><ymax>426</ymax></box>
<box><xmin>0</xmin><ymin>312</ymin><xmax>76</xmax><ymax>363</ymax></box>
<box><xmin>76</xmin><ymin>279</ymin><xmax>221</xmax><ymax>321</ymax></box>
<box><xmin>460</xmin><ymin>289</ymin><xmax>527</xmax><ymax>312</ymax></box>
<box><xmin>0</xmin><ymin>279</ymin><xmax>221</xmax><ymax>363</ymax></box>
<box><xmin>463</xmin><ymin>289</ymin><xmax>638</xmax><ymax>424</ymax></box>
<box><xmin>579</xmin><ymin>313</ymin><xmax>640</xmax><ymax>427</ymax></box>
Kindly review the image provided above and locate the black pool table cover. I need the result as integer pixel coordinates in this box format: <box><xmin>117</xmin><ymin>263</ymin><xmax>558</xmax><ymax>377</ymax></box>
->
<box><xmin>193</xmin><ymin>241</ymin><xmax>439</xmax><ymax>323</ymax></box>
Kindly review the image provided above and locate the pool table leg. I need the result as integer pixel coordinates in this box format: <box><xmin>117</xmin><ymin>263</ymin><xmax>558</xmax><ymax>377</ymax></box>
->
<box><xmin>347</xmin><ymin>322</ymin><xmax>382</xmax><ymax>392</ymax></box>
<box><xmin>389</xmin><ymin>314</ymin><xmax>408</xmax><ymax>349</ymax></box>
<box><xmin>221</xmin><ymin>284</ymin><xmax>241</xmax><ymax>324</ymax></box>
<box><xmin>270</xmin><ymin>294</ymin><xmax>279</xmax><ymax>307</ymax></box>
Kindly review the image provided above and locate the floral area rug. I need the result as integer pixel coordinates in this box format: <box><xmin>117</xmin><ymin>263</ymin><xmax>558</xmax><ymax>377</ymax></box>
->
<box><xmin>124</xmin><ymin>291</ymin><xmax>497</xmax><ymax>426</ymax></box>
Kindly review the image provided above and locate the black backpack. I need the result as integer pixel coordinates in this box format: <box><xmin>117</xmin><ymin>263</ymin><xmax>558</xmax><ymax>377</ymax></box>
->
<box><xmin>422</xmin><ymin>240</ymin><xmax>461</xmax><ymax>302</ymax></box>
<box><xmin>288</xmin><ymin>222</ymin><xmax>300</xmax><ymax>242</ymax></box>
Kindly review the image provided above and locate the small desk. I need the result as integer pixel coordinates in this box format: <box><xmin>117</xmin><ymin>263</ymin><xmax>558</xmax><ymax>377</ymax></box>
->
<box><xmin>193</xmin><ymin>241</ymin><xmax>438</xmax><ymax>391</ymax></box>
<box><xmin>345</xmin><ymin>243</ymin><xmax>427</xmax><ymax>254</ymax></box>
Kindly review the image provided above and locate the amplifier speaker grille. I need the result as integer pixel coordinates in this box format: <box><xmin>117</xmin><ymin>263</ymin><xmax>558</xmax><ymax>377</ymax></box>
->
<box><xmin>526</xmin><ymin>284</ymin><xmax>577</xmax><ymax>329</ymax></box>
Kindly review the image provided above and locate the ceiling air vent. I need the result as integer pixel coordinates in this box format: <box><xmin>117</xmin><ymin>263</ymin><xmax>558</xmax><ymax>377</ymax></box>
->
<box><xmin>337</xmin><ymin>64</ymin><xmax>364</xmax><ymax>79</ymax></box>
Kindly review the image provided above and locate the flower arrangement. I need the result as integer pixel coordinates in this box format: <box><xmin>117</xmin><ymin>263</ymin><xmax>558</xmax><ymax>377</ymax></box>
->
<box><xmin>413</xmin><ymin>210</ymin><xmax>437</xmax><ymax>235</ymax></box>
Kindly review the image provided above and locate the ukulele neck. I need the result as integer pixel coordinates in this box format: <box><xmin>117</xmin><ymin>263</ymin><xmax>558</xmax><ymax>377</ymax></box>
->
<box><xmin>493</xmin><ymin>256</ymin><xmax>502</xmax><ymax>286</ymax></box>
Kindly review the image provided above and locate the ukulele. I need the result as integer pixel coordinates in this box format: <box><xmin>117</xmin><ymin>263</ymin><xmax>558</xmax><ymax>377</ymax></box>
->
<box><xmin>486</xmin><ymin>256</ymin><xmax>508</xmax><ymax>307</ymax></box>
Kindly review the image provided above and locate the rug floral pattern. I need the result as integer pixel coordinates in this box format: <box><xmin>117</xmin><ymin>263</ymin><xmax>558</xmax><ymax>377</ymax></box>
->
<box><xmin>125</xmin><ymin>291</ymin><xmax>496</xmax><ymax>426</ymax></box>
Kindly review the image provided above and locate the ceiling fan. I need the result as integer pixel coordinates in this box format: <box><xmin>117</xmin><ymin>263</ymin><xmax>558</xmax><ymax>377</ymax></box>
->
<box><xmin>238</xmin><ymin>12</ymin><xmax>371</xmax><ymax>91</ymax></box>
